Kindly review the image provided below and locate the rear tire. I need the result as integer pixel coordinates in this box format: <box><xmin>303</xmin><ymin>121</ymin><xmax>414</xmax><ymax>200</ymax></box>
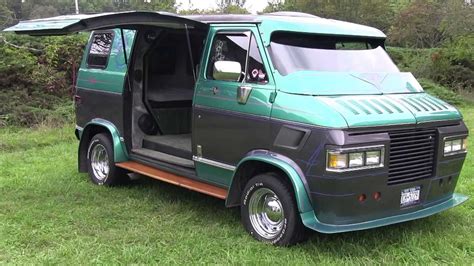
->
<box><xmin>240</xmin><ymin>172</ymin><xmax>307</xmax><ymax>246</ymax></box>
<box><xmin>86</xmin><ymin>133</ymin><xmax>129</xmax><ymax>186</ymax></box>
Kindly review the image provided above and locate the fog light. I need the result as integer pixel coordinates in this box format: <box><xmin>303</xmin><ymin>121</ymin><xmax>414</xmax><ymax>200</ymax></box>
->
<box><xmin>373</xmin><ymin>192</ymin><xmax>381</xmax><ymax>201</ymax></box>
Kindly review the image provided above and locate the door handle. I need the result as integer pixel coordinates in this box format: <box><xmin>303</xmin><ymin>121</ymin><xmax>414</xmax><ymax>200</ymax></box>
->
<box><xmin>237</xmin><ymin>86</ymin><xmax>252</xmax><ymax>104</ymax></box>
<box><xmin>211</xmin><ymin>87</ymin><xmax>219</xmax><ymax>95</ymax></box>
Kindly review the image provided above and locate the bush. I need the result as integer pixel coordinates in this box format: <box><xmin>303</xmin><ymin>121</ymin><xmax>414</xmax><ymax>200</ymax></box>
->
<box><xmin>387</xmin><ymin>46</ymin><xmax>435</xmax><ymax>77</ymax></box>
<box><xmin>0</xmin><ymin>33</ymin><xmax>87</xmax><ymax>127</ymax></box>
<box><xmin>387</xmin><ymin>36</ymin><xmax>474</xmax><ymax>93</ymax></box>
<box><xmin>431</xmin><ymin>35</ymin><xmax>474</xmax><ymax>92</ymax></box>
<box><xmin>418</xmin><ymin>78</ymin><xmax>464</xmax><ymax>106</ymax></box>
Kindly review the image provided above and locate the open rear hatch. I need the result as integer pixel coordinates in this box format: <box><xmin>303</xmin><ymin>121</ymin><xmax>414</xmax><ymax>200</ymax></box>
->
<box><xmin>3</xmin><ymin>11</ymin><xmax>208</xmax><ymax>35</ymax></box>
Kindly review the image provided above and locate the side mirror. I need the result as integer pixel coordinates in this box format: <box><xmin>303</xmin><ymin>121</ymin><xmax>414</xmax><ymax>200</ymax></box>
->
<box><xmin>213</xmin><ymin>61</ymin><xmax>242</xmax><ymax>81</ymax></box>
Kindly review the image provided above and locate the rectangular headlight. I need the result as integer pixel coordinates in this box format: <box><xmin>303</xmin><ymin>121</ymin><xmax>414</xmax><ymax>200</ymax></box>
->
<box><xmin>366</xmin><ymin>150</ymin><xmax>381</xmax><ymax>166</ymax></box>
<box><xmin>349</xmin><ymin>152</ymin><xmax>364</xmax><ymax>167</ymax></box>
<box><xmin>444</xmin><ymin>136</ymin><xmax>468</xmax><ymax>156</ymax></box>
<box><xmin>327</xmin><ymin>145</ymin><xmax>384</xmax><ymax>172</ymax></box>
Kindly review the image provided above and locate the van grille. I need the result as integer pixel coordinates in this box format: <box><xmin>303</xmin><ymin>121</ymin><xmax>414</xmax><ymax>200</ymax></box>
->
<box><xmin>388</xmin><ymin>128</ymin><xmax>436</xmax><ymax>185</ymax></box>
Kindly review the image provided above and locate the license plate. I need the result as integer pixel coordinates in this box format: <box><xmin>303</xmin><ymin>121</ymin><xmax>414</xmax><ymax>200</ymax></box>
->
<box><xmin>400</xmin><ymin>186</ymin><xmax>421</xmax><ymax>207</ymax></box>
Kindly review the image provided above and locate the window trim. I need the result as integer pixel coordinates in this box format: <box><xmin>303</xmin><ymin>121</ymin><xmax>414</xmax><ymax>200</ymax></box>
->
<box><xmin>205</xmin><ymin>30</ymin><xmax>269</xmax><ymax>84</ymax></box>
<box><xmin>86</xmin><ymin>30</ymin><xmax>115</xmax><ymax>70</ymax></box>
<box><xmin>244</xmin><ymin>32</ymin><xmax>269</xmax><ymax>84</ymax></box>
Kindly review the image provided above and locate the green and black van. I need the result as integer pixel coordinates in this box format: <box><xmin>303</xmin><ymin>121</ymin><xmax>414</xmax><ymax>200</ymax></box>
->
<box><xmin>5</xmin><ymin>11</ymin><xmax>469</xmax><ymax>246</ymax></box>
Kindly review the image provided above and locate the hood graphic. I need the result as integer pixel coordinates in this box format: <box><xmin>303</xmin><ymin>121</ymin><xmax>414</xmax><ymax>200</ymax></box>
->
<box><xmin>277</xmin><ymin>71</ymin><xmax>423</xmax><ymax>95</ymax></box>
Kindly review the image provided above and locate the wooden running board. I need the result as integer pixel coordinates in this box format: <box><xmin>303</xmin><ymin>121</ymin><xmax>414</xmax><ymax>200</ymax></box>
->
<box><xmin>116</xmin><ymin>161</ymin><xmax>227</xmax><ymax>199</ymax></box>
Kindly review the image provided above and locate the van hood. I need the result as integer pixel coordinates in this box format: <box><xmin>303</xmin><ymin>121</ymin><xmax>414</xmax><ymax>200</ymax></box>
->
<box><xmin>316</xmin><ymin>94</ymin><xmax>461</xmax><ymax>127</ymax></box>
<box><xmin>272</xmin><ymin>93</ymin><xmax>461</xmax><ymax>128</ymax></box>
<box><xmin>277</xmin><ymin>71</ymin><xmax>424</xmax><ymax>95</ymax></box>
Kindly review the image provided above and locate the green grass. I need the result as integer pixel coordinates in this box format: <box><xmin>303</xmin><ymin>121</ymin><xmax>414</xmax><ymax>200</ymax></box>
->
<box><xmin>1</xmin><ymin>106</ymin><xmax>473</xmax><ymax>264</ymax></box>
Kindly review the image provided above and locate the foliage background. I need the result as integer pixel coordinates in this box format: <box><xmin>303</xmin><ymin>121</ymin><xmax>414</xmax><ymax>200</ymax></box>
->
<box><xmin>0</xmin><ymin>0</ymin><xmax>472</xmax><ymax>127</ymax></box>
<box><xmin>0</xmin><ymin>1</ymin><xmax>473</xmax><ymax>264</ymax></box>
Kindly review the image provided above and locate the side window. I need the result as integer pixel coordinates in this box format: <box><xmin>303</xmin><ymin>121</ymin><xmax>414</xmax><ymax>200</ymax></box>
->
<box><xmin>207</xmin><ymin>31</ymin><xmax>268</xmax><ymax>84</ymax></box>
<box><xmin>87</xmin><ymin>32</ymin><xmax>114</xmax><ymax>69</ymax></box>
<box><xmin>246</xmin><ymin>34</ymin><xmax>268</xmax><ymax>83</ymax></box>
<box><xmin>207</xmin><ymin>32</ymin><xmax>249</xmax><ymax>80</ymax></box>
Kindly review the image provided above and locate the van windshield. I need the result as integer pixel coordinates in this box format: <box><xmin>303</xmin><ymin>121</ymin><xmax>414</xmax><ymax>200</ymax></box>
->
<box><xmin>268</xmin><ymin>32</ymin><xmax>400</xmax><ymax>76</ymax></box>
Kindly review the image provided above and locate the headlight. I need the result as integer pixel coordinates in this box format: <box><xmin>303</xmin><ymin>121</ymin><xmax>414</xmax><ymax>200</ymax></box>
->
<box><xmin>327</xmin><ymin>145</ymin><xmax>384</xmax><ymax>172</ymax></box>
<box><xmin>444</xmin><ymin>136</ymin><xmax>468</xmax><ymax>156</ymax></box>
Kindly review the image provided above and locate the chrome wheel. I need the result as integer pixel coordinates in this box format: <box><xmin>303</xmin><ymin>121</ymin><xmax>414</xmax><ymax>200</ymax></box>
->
<box><xmin>248</xmin><ymin>187</ymin><xmax>285</xmax><ymax>239</ymax></box>
<box><xmin>90</xmin><ymin>144</ymin><xmax>109</xmax><ymax>182</ymax></box>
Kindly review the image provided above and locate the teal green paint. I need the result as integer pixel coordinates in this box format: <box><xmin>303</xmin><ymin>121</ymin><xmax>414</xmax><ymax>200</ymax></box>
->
<box><xmin>194</xmin><ymin>80</ymin><xmax>273</xmax><ymax>116</ymax></box>
<box><xmin>301</xmin><ymin>193</ymin><xmax>468</xmax><ymax>233</ymax></box>
<box><xmin>271</xmin><ymin>92</ymin><xmax>349</xmax><ymax>128</ymax></box>
<box><xmin>194</xmin><ymin>163</ymin><xmax>233</xmax><ymax>187</ymax></box>
<box><xmin>273</xmin><ymin>72</ymin><xmax>426</xmax><ymax>96</ymax></box>
<box><xmin>271</xmin><ymin>92</ymin><xmax>461</xmax><ymax>128</ymax></box>
<box><xmin>232</xmin><ymin>155</ymin><xmax>313</xmax><ymax>213</ymax></box>
<box><xmin>77</xmin><ymin>29</ymin><xmax>135</xmax><ymax>94</ymax></box>
<box><xmin>389</xmin><ymin>93</ymin><xmax>462</xmax><ymax>123</ymax></box>
<box><xmin>83</xmin><ymin>119</ymin><xmax>128</xmax><ymax>162</ymax></box>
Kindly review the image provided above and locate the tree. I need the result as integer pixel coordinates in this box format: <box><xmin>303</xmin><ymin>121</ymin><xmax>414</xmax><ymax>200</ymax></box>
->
<box><xmin>440</xmin><ymin>0</ymin><xmax>474</xmax><ymax>42</ymax></box>
<box><xmin>217</xmin><ymin>0</ymin><xmax>246</xmax><ymax>9</ymax></box>
<box><xmin>17</xmin><ymin>0</ymin><xmax>177</xmax><ymax>18</ymax></box>
<box><xmin>0</xmin><ymin>1</ymin><xmax>14</xmax><ymax>30</ymax></box>
<box><xmin>262</xmin><ymin>0</ymin><xmax>394</xmax><ymax>31</ymax></box>
<box><xmin>28</xmin><ymin>5</ymin><xmax>60</xmax><ymax>19</ymax></box>
<box><xmin>388</xmin><ymin>0</ymin><xmax>445</xmax><ymax>48</ymax></box>
<box><xmin>216</xmin><ymin>0</ymin><xmax>249</xmax><ymax>13</ymax></box>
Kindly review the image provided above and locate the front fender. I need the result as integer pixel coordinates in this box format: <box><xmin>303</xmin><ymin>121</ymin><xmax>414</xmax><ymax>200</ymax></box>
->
<box><xmin>228</xmin><ymin>150</ymin><xmax>313</xmax><ymax>213</ymax></box>
<box><xmin>79</xmin><ymin>118</ymin><xmax>128</xmax><ymax>163</ymax></box>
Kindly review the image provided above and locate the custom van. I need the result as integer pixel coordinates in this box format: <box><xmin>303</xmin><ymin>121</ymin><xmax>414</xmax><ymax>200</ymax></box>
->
<box><xmin>5</xmin><ymin>11</ymin><xmax>469</xmax><ymax>246</ymax></box>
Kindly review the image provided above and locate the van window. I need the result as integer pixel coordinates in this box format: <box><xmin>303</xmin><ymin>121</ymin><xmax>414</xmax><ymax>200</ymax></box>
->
<box><xmin>207</xmin><ymin>31</ymin><xmax>268</xmax><ymax>83</ymax></box>
<box><xmin>268</xmin><ymin>32</ymin><xmax>399</xmax><ymax>75</ymax></box>
<box><xmin>246</xmin><ymin>34</ymin><xmax>268</xmax><ymax>83</ymax></box>
<box><xmin>87</xmin><ymin>32</ymin><xmax>114</xmax><ymax>68</ymax></box>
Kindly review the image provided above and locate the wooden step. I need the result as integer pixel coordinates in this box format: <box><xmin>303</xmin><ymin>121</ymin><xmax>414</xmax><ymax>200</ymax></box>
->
<box><xmin>116</xmin><ymin>161</ymin><xmax>228</xmax><ymax>199</ymax></box>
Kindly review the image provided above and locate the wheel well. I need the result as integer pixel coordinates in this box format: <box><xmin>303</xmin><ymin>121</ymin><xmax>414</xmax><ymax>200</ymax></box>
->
<box><xmin>226</xmin><ymin>160</ymin><xmax>295</xmax><ymax>208</ymax></box>
<box><xmin>78</xmin><ymin>125</ymin><xmax>111</xmax><ymax>172</ymax></box>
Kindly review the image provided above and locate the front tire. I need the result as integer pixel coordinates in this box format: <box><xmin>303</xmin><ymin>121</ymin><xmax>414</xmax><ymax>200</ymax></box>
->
<box><xmin>240</xmin><ymin>173</ymin><xmax>307</xmax><ymax>246</ymax></box>
<box><xmin>86</xmin><ymin>133</ymin><xmax>128</xmax><ymax>186</ymax></box>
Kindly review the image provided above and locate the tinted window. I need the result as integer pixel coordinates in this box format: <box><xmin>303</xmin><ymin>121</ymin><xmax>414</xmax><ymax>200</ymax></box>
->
<box><xmin>87</xmin><ymin>32</ymin><xmax>113</xmax><ymax>68</ymax></box>
<box><xmin>268</xmin><ymin>32</ymin><xmax>398</xmax><ymax>75</ymax></box>
<box><xmin>207</xmin><ymin>32</ymin><xmax>268</xmax><ymax>83</ymax></box>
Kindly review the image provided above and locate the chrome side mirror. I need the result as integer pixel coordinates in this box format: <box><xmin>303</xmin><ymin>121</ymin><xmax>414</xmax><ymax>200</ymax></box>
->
<box><xmin>213</xmin><ymin>61</ymin><xmax>242</xmax><ymax>81</ymax></box>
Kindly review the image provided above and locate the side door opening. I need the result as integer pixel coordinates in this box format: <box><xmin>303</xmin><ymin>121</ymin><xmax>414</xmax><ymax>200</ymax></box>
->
<box><xmin>130</xmin><ymin>26</ymin><xmax>207</xmax><ymax>169</ymax></box>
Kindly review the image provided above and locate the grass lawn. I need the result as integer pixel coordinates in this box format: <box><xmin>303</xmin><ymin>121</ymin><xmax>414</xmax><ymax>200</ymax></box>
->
<box><xmin>1</xmin><ymin>105</ymin><xmax>473</xmax><ymax>264</ymax></box>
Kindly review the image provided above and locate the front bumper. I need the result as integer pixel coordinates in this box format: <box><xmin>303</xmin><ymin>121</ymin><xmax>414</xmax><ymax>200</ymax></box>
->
<box><xmin>301</xmin><ymin>193</ymin><xmax>468</xmax><ymax>233</ymax></box>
